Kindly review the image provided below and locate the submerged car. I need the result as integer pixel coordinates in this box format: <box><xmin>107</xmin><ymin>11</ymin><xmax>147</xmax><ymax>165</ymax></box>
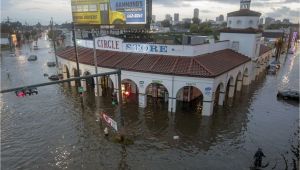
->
<box><xmin>267</xmin><ymin>66</ymin><xmax>277</xmax><ymax>75</ymax></box>
<box><xmin>277</xmin><ymin>90</ymin><xmax>299</xmax><ymax>101</ymax></box>
<box><xmin>270</xmin><ymin>61</ymin><xmax>280</xmax><ymax>69</ymax></box>
<box><xmin>28</xmin><ymin>55</ymin><xmax>37</xmax><ymax>61</ymax></box>
<box><xmin>48</xmin><ymin>75</ymin><xmax>59</xmax><ymax>81</ymax></box>
<box><xmin>47</xmin><ymin>62</ymin><xmax>56</xmax><ymax>67</ymax></box>
<box><xmin>33</xmin><ymin>45</ymin><xmax>38</xmax><ymax>50</ymax></box>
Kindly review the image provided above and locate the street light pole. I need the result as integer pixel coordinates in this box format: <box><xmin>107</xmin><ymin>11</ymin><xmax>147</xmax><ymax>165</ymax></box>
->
<box><xmin>93</xmin><ymin>36</ymin><xmax>99</xmax><ymax>96</ymax></box>
<box><xmin>50</xmin><ymin>17</ymin><xmax>58</xmax><ymax>68</ymax></box>
<box><xmin>72</xmin><ymin>22</ymin><xmax>81</xmax><ymax>87</ymax></box>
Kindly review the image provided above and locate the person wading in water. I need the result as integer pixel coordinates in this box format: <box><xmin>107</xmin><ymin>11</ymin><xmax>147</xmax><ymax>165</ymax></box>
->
<box><xmin>254</xmin><ymin>148</ymin><xmax>266</xmax><ymax>168</ymax></box>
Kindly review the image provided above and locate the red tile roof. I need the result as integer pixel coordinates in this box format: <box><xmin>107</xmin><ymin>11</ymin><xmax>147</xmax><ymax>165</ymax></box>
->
<box><xmin>259</xmin><ymin>44</ymin><xmax>273</xmax><ymax>56</ymax></box>
<box><xmin>227</xmin><ymin>9</ymin><xmax>261</xmax><ymax>17</ymax></box>
<box><xmin>57</xmin><ymin>47</ymin><xmax>251</xmax><ymax>78</ymax></box>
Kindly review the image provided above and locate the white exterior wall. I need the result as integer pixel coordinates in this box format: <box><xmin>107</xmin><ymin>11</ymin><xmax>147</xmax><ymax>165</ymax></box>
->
<box><xmin>220</xmin><ymin>33</ymin><xmax>261</xmax><ymax>59</ymax></box>
<box><xmin>58</xmin><ymin>56</ymin><xmax>253</xmax><ymax>116</ymax></box>
<box><xmin>212</xmin><ymin>62</ymin><xmax>252</xmax><ymax>106</ymax></box>
<box><xmin>58</xmin><ymin>57</ymin><xmax>217</xmax><ymax>116</ymax></box>
<box><xmin>76</xmin><ymin>38</ymin><xmax>230</xmax><ymax>57</ymax></box>
<box><xmin>227</xmin><ymin>16</ymin><xmax>259</xmax><ymax>29</ymax></box>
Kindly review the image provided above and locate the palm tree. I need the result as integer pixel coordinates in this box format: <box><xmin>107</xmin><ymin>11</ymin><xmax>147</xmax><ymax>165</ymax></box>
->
<box><xmin>274</xmin><ymin>37</ymin><xmax>284</xmax><ymax>62</ymax></box>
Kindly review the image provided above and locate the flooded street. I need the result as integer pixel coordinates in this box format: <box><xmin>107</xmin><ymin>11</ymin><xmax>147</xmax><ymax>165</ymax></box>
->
<box><xmin>1</xmin><ymin>35</ymin><xmax>299</xmax><ymax>170</ymax></box>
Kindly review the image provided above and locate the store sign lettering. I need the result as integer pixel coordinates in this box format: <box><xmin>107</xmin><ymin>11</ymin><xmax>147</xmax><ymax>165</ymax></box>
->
<box><xmin>97</xmin><ymin>39</ymin><xmax>120</xmax><ymax>50</ymax></box>
<box><xmin>125</xmin><ymin>44</ymin><xmax>168</xmax><ymax>53</ymax></box>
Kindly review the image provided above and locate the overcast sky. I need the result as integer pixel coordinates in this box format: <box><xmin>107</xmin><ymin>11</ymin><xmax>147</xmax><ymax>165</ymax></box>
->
<box><xmin>1</xmin><ymin>0</ymin><xmax>299</xmax><ymax>24</ymax></box>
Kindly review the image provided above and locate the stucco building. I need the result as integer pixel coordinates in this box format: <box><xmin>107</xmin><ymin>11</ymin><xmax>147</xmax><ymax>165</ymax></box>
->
<box><xmin>57</xmin><ymin>0</ymin><xmax>273</xmax><ymax>116</ymax></box>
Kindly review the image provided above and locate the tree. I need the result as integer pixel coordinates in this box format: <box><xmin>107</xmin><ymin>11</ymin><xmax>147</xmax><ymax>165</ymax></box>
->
<box><xmin>190</xmin><ymin>24</ymin><xmax>199</xmax><ymax>33</ymax></box>
<box><xmin>161</xmin><ymin>19</ymin><xmax>171</xmax><ymax>28</ymax></box>
<box><xmin>192</xmin><ymin>17</ymin><xmax>200</xmax><ymax>25</ymax></box>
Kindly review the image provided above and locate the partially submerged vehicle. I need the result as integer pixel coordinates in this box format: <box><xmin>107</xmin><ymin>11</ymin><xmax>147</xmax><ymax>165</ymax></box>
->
<box><xmin>47</xmin><ymin>62</ymin><xmax>56</xmax><ymax>67</ymax></box>
<box><xmin>277</xmin><ymin>89</ymin><xmax>299</xmax><ymax>101</ymax></box>
<box><xmin>27</xmin><ymin>55</ymin><xmax>37</xmax><ymax>61</ymax></box>
<box><xmin>48</xmin><ymin>75</ymin><xmax>59</xmax><ymax>81</ymax></box>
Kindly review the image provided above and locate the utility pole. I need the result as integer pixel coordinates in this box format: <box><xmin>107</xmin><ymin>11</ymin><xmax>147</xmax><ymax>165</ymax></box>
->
<box><xmin>93</xmin><ymin>36</ymin><xmax>99</xmax><ymax>96</ymax></box>
<box><xmin>285</xmin><ymin>26</ymin><xmax>292</xmax><ymax>59</ymax></box>
<box><xmin>50</xmin><ymin>17</ymin><xmax>59</xmax><ymax>68</ymax></box>
<box><xmin>72</xmin><ymin>22</ymin><xmax>81</xmax><ymax>87</ymax></box>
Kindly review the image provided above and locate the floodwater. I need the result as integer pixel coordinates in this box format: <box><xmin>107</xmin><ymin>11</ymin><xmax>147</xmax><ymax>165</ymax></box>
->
<box><xmin>1</xmin><ymin>35</ymin><xmax>299</xmax><ymax>170</ymax></box>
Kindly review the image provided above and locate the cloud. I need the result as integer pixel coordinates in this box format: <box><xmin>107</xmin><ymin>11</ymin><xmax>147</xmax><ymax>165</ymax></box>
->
<box><xmin>1</xmin><ymin>0</ymin><xmax>299</xmax><ymax>24</ymax></box>
<box><xmin>266</xmin><ymin>6</ymin><xmax>300</xmax><ymax>18</ymax></box>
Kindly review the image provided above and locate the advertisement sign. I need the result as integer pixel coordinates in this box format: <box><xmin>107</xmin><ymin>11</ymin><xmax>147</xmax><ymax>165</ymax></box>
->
<box><xmin>95</xmin><ymin>36</ymin><xmax>123</xmax><ymax>51</ymax></box>
<box><xmin>71</xmin><ymin>0</ymin><xmax>146</xmax><ymax>25</ymax></box>
<box><xmin>101</xmin><ymin>112</ymin><xmax>118</xmax><ymax>131</ymax></box>
<box><xmin>205</xmin><ymin>87</ymin><xmax>212</xmax><ymax>96</ymax></box>
<box><xmin>110</xmin><ymin>0</ymin><xmax>146</xmax><ymax>24</ymax></box>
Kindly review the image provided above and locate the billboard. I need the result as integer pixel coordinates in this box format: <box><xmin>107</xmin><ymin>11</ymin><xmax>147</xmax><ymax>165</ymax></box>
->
<box><xmin>71</xmin><ymin>0</ymin><xmax>146</xmax><ymax>25</ymax></box>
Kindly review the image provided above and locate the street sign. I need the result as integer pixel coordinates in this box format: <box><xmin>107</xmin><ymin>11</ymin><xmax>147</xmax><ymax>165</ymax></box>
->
<box><xmin>78</xmin><ymin>86</ymin><xmax>84</xmax><ymax>93</ymax></box>
<box><xmin>101</xmin><ymin>112</ymin><xmax>118</xmax><ymax>131</ymax></box>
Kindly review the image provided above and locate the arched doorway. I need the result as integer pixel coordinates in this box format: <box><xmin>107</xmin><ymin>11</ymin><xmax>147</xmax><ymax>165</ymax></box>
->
<box><xmin>145</xmin><ymin>83</ymin><xmax>169</xmax><ymax>110</ymax></box>
<box><xmin>214</xmin><ymin>83</ymin><xmax>225</xmax><ymax>106</ymax></box>
<box><xmin>100</xmin><ymin>76</ymin><xmax>114</xmax><ymax>96</ymax></box>
<box><xmin>242</xmin><ymin>68</ymin><xmax>250</xmax><ymax>86</ymax></box>
<box><xmin>224</xmin><ymin>76</ymin><xmax>235</xmax><ymax>106</ymax></box>
<box><xmin>176</xmin><ymin>86</ymin><xmax>203</xmax><ymax>114</ymax></box>
<box><xmin>235</xmin><ymin>72</ymin><xmax>243</xmax><ymax>92</ymax></box>
<box><xmin>121</xmin><ymin>79</ymin><xmax>138</xmax><ymax>103</ymax></box>
<box><xmin>71</xmin><ymin>68</ymin><xmax>79</xmax><ymax>86</ymax></box>
<box><xmin>62</xmin><ymin>65</ymin><xmax>70</xmax><ymax>80</ymax></box>
<box><xmin>82</xmin><ymin>71</ymin><xmax>95</xmax><ymax>92</ymax></box>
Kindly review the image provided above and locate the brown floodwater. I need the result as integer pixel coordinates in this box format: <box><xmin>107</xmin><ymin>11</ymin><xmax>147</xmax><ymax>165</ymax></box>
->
<box><xmin>1</xmin><ymin>35</ymin><xmax>299</xmax><ymax>170</ymax></box>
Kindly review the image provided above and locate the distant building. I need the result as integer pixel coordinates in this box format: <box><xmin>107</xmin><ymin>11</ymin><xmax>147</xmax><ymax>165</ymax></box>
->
<box><xmin>194</xmin><ymin>8</ymin><xmax>199</xmax><ymax>19</ymax></box>
<box><xmin>265</xmin><ymin>17</ymin><xmax>275</xmax><ymax>26</ymax></box>
<box><xmin>274</xmin><ymin>20</ymin><xmax>281</xmax><ymax>24</ymax></box>
<box><xmin>174</xmin><ymin>13</ymin><xmax>179</xmax><ymax>24</ymax></box>
<box><xmin>219</xmin><ymin>15</ymin><xmax>224</xmax><ymax>22</ymax></box>
<box><xmin>152</xmin><ymin>15</ymin><xmax>156</xmax><ymax>23</ymax></box>
<box><xmin>165</xmin><ymin>14</ymin><xmax>172</xmax><ymax>22</ymax></box>
<box><xmin>282</xmin><ymin>19</ymin><xmax>290</xmax><ymax>24</ymax></box>
<box><xmin>182</xmin><ymin>18</ymin><xmax>192</xmax><ymax>24</ymax></box>
<box><xmin>216</xmin><ymin>14</ymin><xmax>225</xmax><ymax>24</ymax></box>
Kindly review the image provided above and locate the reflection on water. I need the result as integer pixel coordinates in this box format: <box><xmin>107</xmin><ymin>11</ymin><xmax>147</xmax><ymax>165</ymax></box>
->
<box><xmin>1</xmin><ymin>36</ymin><xmax>299</xmax><ymax>170</ymax></box>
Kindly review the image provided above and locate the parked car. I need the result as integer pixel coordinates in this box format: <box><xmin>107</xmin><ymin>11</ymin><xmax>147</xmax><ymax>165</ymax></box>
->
<box><xmin>267</xmin><ymin>66</ymin><xmax>277</xmax><ymax>74</ymax></box>
<box><xmin>33</xmin><ymin>45</ymin><xmax>38</xmax><ymax>50</ymax></box>
<box><xmin>27</xmin><ymin>55</ymin><xmax>37</xmax><ymax>61</ymax></box>
<box><xmin>47</xmin><ymin>62</ymin><xmax>56</xmax><ymax>67</ymax></box>
<box><xmin>48</xmin><ymin>75</ymin><xmax>59</xmax><ymax>81</ymax></box>
<box><xmin>269</xmin><ymin>61</ymin><xmax>280</xmax><ymax>69</ymax></box>
<box><xmin>25</xmin><ymin>88</ymin><xmax>38</xmax><ymax>95</ymax></box>
<box><xmin>277</xmin><ymin>90</ymin><xmax>299</xmax><ymax>101</ymax></box>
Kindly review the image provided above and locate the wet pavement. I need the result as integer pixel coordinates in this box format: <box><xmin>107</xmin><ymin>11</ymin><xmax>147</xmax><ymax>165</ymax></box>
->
<box><xmin>1</xmin><ymin>35</ymin><xmax>299</xmax><ymax>170</ymax></box>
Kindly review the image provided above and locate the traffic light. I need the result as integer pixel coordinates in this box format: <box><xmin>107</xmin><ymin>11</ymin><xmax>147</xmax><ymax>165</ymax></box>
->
<box><xmin>15</xmin><ymin>88</ymin><xmax>38</xmax><ymax>97</ymax></box>
<box><xmin>111</xmin><ymin>92</ymin><xmax>118</xmax><ymax>105</ymax></box>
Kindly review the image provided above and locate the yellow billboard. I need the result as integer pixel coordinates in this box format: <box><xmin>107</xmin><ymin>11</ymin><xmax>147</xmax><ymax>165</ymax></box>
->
<box><xmin>71</xmin><ymin>0</ymin><xmax>126</xmax><ymax>25</ymax></box>
<box><xmin>71</xmin><ymin>0</ymin><xmax>146</xmax><ymax>25</ymax></box>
